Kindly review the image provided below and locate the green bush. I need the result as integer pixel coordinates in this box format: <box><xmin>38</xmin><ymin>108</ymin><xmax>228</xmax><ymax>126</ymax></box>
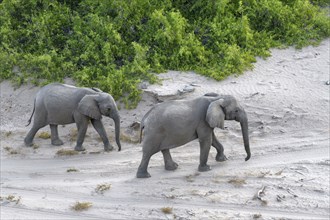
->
<box><xmin>0</xmin><ymin>0</ymin><xmax>329</xmax><ymax>107</ymax></box>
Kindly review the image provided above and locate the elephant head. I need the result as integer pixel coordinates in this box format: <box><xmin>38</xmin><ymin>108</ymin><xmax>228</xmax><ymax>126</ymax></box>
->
<box><xmin>206</xmin><ymin>95</ymin><xmax>251</xmax><ymax>161</ymax></box>
<box><xmin>78</xmin><ymin>93</ymin><xmax>121</xmax><ymax>151</ymax></box>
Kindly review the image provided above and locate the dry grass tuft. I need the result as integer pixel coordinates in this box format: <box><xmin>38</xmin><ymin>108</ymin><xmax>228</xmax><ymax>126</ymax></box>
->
<box><xmin>1</xmin><ymin>195</ymin><xmax>21</xmax><ymax>204</ymax></box>
<box><xmin>5</xmin><ymin>131</ymin><xmax>12</xmax><ymax>137</ymax></box>
<box><xmin>38</xmin><ymin>131</ymin><xmax>51</xmax><ymax>139</ymax></box>
<box><xmin>71</xmin><ymin>202</ymin><xmax>92</xmax><ymax>211</ymax></box>
<box><xmin>56</xmin><ymin>149</ymin><xmax>79</xmax><ymax>156</ymax></box>
<box><xmin>161</xmin><ymin>207</ymin><xmax>173</xmax><ymax>214</ymax></box>
<box><xmin>3</xmin><ymin>146</ymin><xmax>19</xmax><ymax>155</ymax></box>
<box><xmin>253</xmin><ymin>213</ymin><xmax>262</xmax><ymax>219</ymax></box>
<box><xmin>261</xmin><ymin>199</ymin><xmax>268</xmax><ymax>206</ymax></box>
<box><xmin>95</xmin><ymin>183</ymin><xmax>112</xmax><ymax>194</ymax></box>
<box><xmin>228</xmin><ymin>178</ymin><xmax>246</xmax><ymax>187</ymax></box>
<box><xmin>185</xmin><ymin>172</ymin><xmax>200</xmax><ymax>182</ymax></box>
<box><xmin>67</xmin><ymin>168</ymin><xmax>79</xmax><ymax>172</ymax></box>
<box><xmin>32</xmin><ymin>144</ymin><xmax>39</xmax><ymax>149</ymax></box>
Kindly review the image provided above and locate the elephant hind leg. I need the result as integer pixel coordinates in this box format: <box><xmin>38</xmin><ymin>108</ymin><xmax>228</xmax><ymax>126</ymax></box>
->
<box><xmin>161</xmin><ymin>149</ymin><xmax>178</xmax><ymax>171</ymax></box>
<box><xmin>137</xmin><ymin>145</ymin><xmax>159</xmax><ymax>178</ymax></box>
<box><xmin>50</xmin><ymin>124</ymin><xmax>64</xmax><ymax>146</ymax></box>
<box><xmin>137</xmin><ymin>152</ymin><xmax>152</xmax><ymax>178</ymax></box>
<box><xmin>24</xmin><ymin>124</ymin><xmax>45</xmax><ymax>146</ymax></box>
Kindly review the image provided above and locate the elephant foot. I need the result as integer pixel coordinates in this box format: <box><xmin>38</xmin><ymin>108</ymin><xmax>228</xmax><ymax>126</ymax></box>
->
<box><xmin>136</xmin><ymin>171</ymin><xmax>151</xmax><ymax>178</ymax></box>
<box><xmin>165</xmin><ymin>161</ymin><xmax>178</xmax><ymax>171</ymax></box>
<box><xmin>104</xmin><ymin>144</ymin><xmax>114</xmax><ymax>152</ymax></box>
<box><xmin>198</xmin><ymin>164</ymin><xmax>211</xmax><ymax>172</ymax></box>
<box><xmin>216</xmin><ymin>153</ymin><xmax>228</xmax><ymax>162</ymax></box>
<box><xmin>24</xmin><ymin>139</ymin><xmax>34</xmax><ymax>147</ymax></box>
<box><xmin>74</xmin><ymin>146</ymin><xmax>86</xmax><ymax>152</ymax></box>
<box><xmin>51</xmin><ymin>139</ymin><xmax>64</xmax><ymax>146</ymax></box>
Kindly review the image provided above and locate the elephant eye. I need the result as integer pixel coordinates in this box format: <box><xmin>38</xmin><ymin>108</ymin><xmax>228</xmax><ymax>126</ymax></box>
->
<box><xmin>107</xmin><ymin>107</ymin><xmax>111</xmax><ymax>111</ymax></box>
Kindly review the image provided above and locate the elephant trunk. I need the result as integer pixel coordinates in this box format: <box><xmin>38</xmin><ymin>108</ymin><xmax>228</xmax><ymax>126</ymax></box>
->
<box><xmin>113</xmin><ymin>114</ymin><xmax>121</xmax><ymax>151</ymax></box>
<box><xmin>240</xmin><ymin>118</ymin><xmax>251</xmax><ymax>161</ymax></box>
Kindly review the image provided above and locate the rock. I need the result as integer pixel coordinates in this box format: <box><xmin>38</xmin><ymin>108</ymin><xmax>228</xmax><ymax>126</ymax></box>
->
<box><xmin>144</xmin><ymin>83</ymin><xmax>196</xmax><ymax>102</ymax></box>
<box><xmin>178</xmin><ymin>85</ymin><xmax>195</xmax><ymax>94</ymax></box>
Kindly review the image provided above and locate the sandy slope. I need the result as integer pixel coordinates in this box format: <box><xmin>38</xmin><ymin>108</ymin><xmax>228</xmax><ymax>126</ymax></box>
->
<box><xmin>1</xmin><ymin>39</ymin><xmax>329</xmax><ymax>219</ymax></box>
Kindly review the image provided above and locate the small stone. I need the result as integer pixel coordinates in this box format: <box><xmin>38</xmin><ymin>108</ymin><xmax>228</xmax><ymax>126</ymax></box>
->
<box><xmin>139</xmin><ymin>82</ymin><xmax>149</xmax><ymax>89</ymax></box>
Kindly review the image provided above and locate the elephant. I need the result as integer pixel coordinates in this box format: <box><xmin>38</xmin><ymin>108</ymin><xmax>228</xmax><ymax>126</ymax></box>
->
<box><xmin>24</xmin><ymin>83</ymin><xmax>121</xmax><ymax>151</ymax></box>
<box><xmin>136</xmin><ymin>93</ymin><xmax>250</xmax><ymax>178</ymax></box>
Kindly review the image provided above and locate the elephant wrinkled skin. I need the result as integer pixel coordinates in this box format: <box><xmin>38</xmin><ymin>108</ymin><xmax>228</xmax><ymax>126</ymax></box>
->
<box><xmin>137</xmin><ymin>93</ymin><xmax>251</xmax><ymax>178</ymax></box>
<box><xmin>24</xmin><ymin>83</ymin><xmax>121</xmax><ymax>151</ymax></box>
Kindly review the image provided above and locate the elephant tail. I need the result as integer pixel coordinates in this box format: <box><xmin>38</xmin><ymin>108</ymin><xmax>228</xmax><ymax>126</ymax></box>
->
<box><xmin>26</xmin><ymin>98</ymin><xmax>36</xmax><ymax>127</ymax></box>
<box><xmin>139</xmin><ymin>124</ymin><xmax>144</xmax><ymax>144</ymax></box>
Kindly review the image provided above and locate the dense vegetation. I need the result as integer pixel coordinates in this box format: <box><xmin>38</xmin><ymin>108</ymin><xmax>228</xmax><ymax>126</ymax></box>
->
<box><xmin>0</xmin><ymin>0</ymin><xmax>329</xmax><ymax>107</ymax></box>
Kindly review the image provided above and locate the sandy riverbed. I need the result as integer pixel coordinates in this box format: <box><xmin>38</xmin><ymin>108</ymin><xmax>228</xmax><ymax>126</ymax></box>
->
<box><xmin>0</xmin><ymin>39</ymin><xmax>329</xmax><ymax>219</ymax></box>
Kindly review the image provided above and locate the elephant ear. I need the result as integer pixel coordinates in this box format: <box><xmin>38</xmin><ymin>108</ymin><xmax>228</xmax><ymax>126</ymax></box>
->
<box><xmin>206</xmin><ymin>99</ymin><xmax>225</xmax><ymax>129</ymax></box>
<box><xmin>78</xmin><ymin>95</ymin><xmax>102</xmax><ymax>120</ymax></box>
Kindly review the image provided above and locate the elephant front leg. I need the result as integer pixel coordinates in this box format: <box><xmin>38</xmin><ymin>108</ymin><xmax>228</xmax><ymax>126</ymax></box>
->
<box><xmin>74</xmin><ymin>115</ymin><xmax>89</xmax><ymax>151</ymax></box>
<box><xmin>162</xmin><ymin>149</ymin><xmax>178</xmax><ymax>171</ymax></box>
<box><xmin>50</xmin><ymin>124</ymin><xmax>64</xmax><ymax>146</ymax></box>
<box><xmin>212</xmin><ymin>132</ymin><xmax>227</xmax><ymax>162</ymax></box>
<box><xmin>91</xmin><ymin>119</ymin><xmax>113</xmax><ymax>151</ymax></box>
<box><xmin>198</xmin><ymin>137</ymin><xmax>212</xmax><ymax>172</ymax></box>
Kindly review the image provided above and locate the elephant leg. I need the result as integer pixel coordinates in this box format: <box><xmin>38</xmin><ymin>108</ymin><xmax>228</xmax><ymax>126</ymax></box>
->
<box><xmin>74</xmin><ymin>113</ymin><xmax>89</xmax><ymax>151</ymax></box>
<box><xmin>50</xmin><ymin>124</ymin><xmax>64</xmax><ymax>146</ymax></box>
<box><xmin>91</xmin><ymin>119</ymin><xmax>112</xmax><ymax>151</ymax></box>
<box><xmin>212</xmin><ymin>132</ymin><xmax>227</xmax><ymax>162</ymax></box>
<box><xmin>198</xmin><ymin>136</ymin><xmax>212</xmax><ymax>172</ymax></box>
<box><xmin>137</xmin><ymin>152</ymin><xmax>153</xmax><ymax>178</ymax></box>
<box><xmin>24</xmin><ymin>125</ymin><xmax>42</xmax><ymax>147</ymax></box>
<box><xmin>162</xmin><ymin>149</ymin><xmax>178</xmax><ymax>171</ymax></box>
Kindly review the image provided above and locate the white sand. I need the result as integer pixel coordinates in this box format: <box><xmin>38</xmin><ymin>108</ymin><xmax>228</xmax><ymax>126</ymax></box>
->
<box><xmin>1</xmin><ymin>39</ymin><xmax>329</xmax><ymax>219</ymax></box>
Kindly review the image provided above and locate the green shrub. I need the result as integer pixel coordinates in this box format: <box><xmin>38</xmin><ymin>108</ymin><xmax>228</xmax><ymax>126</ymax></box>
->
<box><xmin>0</xmin><ymin>0</ymin><xmax>329</xmax><ymax>107</ymax></box>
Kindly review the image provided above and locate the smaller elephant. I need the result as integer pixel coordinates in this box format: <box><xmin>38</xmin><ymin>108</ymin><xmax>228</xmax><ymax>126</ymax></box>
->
<box><xmin>137</xmin><ymin>93</ymin><xmax>251</xmax><ymax>178</ymax></box>
<box><xmin>24</xmin><ymin>83</ymin><xmax>121</xmax><ymax>151</ymax></box>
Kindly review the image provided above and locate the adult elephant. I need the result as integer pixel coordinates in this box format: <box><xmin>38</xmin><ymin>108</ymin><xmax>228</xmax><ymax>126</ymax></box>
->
<box><xmin>24</xmin><ymin>83</ymin><xmax>121</xmax><ymax>152</ymax></box>
<box><xmin>137</xmin><ymin>93</ymin><xmax>250</xmax><ymax>178</ymax></box>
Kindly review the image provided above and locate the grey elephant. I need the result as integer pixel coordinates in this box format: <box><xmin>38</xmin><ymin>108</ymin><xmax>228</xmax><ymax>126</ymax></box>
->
<box><xmin>137</xmin><ymin>93</ymin><xmax>250</xmax><ymax>178</ymax></box>
<box><xmin>24</xmin><ymin>83</ymin><xmax>121</xmax><ymax>151</ymax></box>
